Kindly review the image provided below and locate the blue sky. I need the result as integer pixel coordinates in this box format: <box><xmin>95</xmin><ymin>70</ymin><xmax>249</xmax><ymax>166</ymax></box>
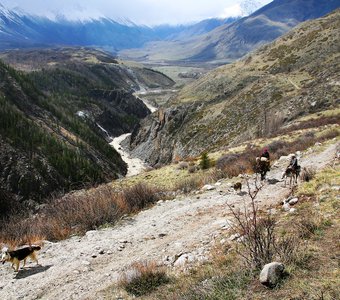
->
<box><xmin>1</xmin><ymin>0</ymin><xmax>272</xmax><ymax>25</ymax></box>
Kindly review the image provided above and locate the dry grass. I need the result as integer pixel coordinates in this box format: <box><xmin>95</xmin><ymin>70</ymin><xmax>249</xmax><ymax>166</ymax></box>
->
<box><xmin>0</xmin><ymin>183</ymin><xmax>160</xmax><ymax>245</ymax></box>
<box><xmin>118</xmin><ymin>261</ymin><xmax>170</xmax><ymax>297</ymax></box>
<box><xmin>134</xmin><ymin>165</ymin><xmax>340</xmax><ymax>300</ymax></box>
<box><xmin>300</xmin><ymin>167</ymin><xmax>316</xmax><ymax>182</ymax></box>
<box><xmin>276</xmin><ymin>115</ymin><xmax>340</xmax><ymax>136</ymax></box>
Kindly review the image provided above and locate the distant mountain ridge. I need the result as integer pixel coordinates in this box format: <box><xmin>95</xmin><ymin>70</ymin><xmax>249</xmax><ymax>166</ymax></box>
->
<box><xmin>120</xmin><ymin>0</ymin><xmax>340</xmax><ymax>64</ymax></box>
<box><xmin>0</xmin><ymin>3</ymin><xmax>236</xmax><ymax>52</ymax></box>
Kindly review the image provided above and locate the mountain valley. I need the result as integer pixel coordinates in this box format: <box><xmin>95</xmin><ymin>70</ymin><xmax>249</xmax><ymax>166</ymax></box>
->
<box><xmin>129</xmin><ymin>9</ymin><xmax>340</xmax><ymax>166</ymax></box>
<box><xmin>0</xmin><ymin>48</ymin><xmax>174</xmax><ymax>211</ymax></box>
<box><xmin>0</xmin><ymin>1</ymin><xmax>339</xmax><ymax>299</ymax></box>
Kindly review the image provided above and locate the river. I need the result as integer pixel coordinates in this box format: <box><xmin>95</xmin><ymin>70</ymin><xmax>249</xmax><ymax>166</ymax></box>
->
<box><xmin>109</xmin><ymin>92</ymin><xmax>157</xmax><ymax>177</ymax></box>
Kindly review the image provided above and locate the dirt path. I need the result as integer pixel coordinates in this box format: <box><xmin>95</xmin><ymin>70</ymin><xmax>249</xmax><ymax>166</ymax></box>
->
<box><xmin>0</xmin><ymin>142</ymin><xmax>337</xmax><ymax>300</ymax></box>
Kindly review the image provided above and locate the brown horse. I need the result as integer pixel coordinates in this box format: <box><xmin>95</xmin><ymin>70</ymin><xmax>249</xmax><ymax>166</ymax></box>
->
<box><xmin>255</xmin><ymin>157</ymin><xmax>270</xmax><ymax>180</ymax></box>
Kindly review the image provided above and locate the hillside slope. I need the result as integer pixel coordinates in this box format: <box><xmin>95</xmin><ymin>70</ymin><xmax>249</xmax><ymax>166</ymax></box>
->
<box><xmin>129</xmin><ymin>10</ymin><xmax>340</xmax><ymax>166</ymax></box>
<box><xmin>0</xmin><ymin>48</ymin><xmax>174</xmax><ymax>210</ymax></box>
<box><xmin>120</xmin><ymin>0</ymin><xmax>340</xmax><ymax>64</ymax></box>
<box><xmin>0</xmin><ymin>139</ymin><xmax>337</xmax><ymax>299</ymax></box>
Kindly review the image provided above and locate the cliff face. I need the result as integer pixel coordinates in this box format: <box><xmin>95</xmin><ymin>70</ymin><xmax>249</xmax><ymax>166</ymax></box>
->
<box><xmin>129</xmin><ymin>10</ymin><xmax>340</xmax><ymax>165</ymax></box>
<box><xmin>129</xmin><ymin>105</ymin><xmax>199</xmax><ymax>165</ymax></box>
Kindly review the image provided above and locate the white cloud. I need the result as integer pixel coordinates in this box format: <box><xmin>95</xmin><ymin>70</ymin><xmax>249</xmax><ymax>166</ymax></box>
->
<box><xmin>1</xmin><ymin>0</ymin><xmax>273</xmax><ymax>25</ymax></box>
<box><xmin>220</xmin><ymin>4</ymin><xmax>243</xmax><ymax>18</ymax></box>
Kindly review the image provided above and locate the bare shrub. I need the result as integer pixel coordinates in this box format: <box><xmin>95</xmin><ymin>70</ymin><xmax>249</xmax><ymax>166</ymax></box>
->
<box><xmin>175</xmin><ymin>176</ymin><xmax>203</xmax><ymax>194</ymax></box>
<box><xmin>267</xmin><ymin>140</ymin><xmax>288</xmax><ymax>154</ymax></box>
<box><xmin>319</xmin><ymin>128</ymin><xmax>339</xmax><ymax>141</ymax></box>
<box><xmin>216</xmin><ymin>153</ymin><xmax>239</xmax><ymax>170</ymax></box>
<box><xmin>188</xmin><ymin>165</ymin><xmax>197</xmax><ymax>173</ymax></box>
<box><xmin>119</xmin><ymin>261</ymin><xmax>170</xmax><ymax>297</ymax></box>
<box><xmin>300</xmin><ymin>167</ymin><xmax>316</xmax><ymax>182</ymax></box>
<box><xmin>122</xmin><ymin>183</ymin><xmax>159</xmax><ymax>212</ymax></box>
<box><xmin>177</xmin><ymin>162</ymin><xmax>189</xmax><ymax>170</ymax></box>
<box><xmin>277</xmin><ymin>116</ymin><xmax>340</xmax><ymax>135</ymax></box>
<box><xmin>227</xmin><ymin>179</ymin><xmax>277</xmax><ymax>269</ymax></box>
<box><xmin>0</xmin><ymin>183</ymin><xmax>161</xmax><ymax>243</ymax></box>
<box><xmin>202</xmin><ymin>169</ymin><xmax>226</xmax><ymax>183</ymax></box>
<box><xmin>0</xmin><ymin>216</ymin><xmax>47</xmax><ymax>246</ymax></box>
<box><xmin>216</xmin><ymin>152</ymin><xmax>257</xmax><ymax>178</ymax></box>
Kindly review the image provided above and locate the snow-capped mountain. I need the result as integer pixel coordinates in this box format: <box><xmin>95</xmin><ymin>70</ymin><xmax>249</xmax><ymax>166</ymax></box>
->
<box><xmin>0</xmin><ymin>3</ymin><xmax>235</xmax><ymax>51</ymax></box>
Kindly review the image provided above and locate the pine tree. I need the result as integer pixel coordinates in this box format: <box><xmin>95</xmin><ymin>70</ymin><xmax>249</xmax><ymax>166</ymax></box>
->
<box><xmin>200</xmin><ymin>152</ymin><xmax>211</xmax><ymax>170</ymax></box>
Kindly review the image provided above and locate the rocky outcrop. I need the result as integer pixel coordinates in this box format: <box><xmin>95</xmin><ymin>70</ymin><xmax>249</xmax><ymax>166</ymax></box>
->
<box><xmin>129</xmin><ymin>104</ymin><xmax>200</xmax><ymax>165</ymax></box>
<box><xmin>90</xmin><ymin>89</ymin><xmax>151</xmax><ymax>137</ymax></box>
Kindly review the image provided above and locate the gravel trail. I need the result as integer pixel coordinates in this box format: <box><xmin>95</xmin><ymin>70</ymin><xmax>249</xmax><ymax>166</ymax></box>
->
<box><xmin>0</xmin><ymin>142</ymin><xmax>337</xmax><ymax>300</ymax></box>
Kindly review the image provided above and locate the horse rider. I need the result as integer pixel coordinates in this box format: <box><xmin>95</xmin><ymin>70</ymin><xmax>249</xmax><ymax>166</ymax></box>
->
<box><xmin>288</xmin><ymin>154</ymin><xmax>299</xmax><ymax>171</ymax></box>
<box><xmin>261</xmin><ymin>147</ymin><xmax>270</xmax><ymax>160</ymax></box>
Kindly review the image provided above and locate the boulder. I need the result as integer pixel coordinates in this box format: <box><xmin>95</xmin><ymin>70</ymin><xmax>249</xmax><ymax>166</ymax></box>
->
<box><xmin>202</xmin><ymin>184</ymin><xmax>215</xmax><ymax>191</ymax></box>
<box><xmin>260</xmin><ymin>262</ymin><xmax>285</xmax><ymax>287</ymax></box>
<box><xmin>288</xmin><ymin>198</ymin><xmax>299</xmax><ymax>205</ymax></box>
<box><xmin>282</xmin><ymin>203</ymin><xmax>291</xmax><ymax>212</ymax></box>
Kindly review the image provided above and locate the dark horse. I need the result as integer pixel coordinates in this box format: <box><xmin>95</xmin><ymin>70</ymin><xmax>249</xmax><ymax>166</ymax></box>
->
<box><xmin>255</xmin><ymin>157</ymin><xmax>270</xmax><ymax>180</ymax></box>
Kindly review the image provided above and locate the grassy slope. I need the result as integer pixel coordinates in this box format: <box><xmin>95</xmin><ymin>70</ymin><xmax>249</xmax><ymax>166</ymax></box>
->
<box><xmin>142</xmin><ymin>167</ymin><xmax>340</xmax><ymax>300</ymax></box>
<box><xmin>96</xmin><ymin>115</ymin><xmax>339</xmax><ymax>299</ymax></box>
<box><xmin>167</xmin><ymin>10</ymin><xmax>339</xmax><ymax>155</ymax></box>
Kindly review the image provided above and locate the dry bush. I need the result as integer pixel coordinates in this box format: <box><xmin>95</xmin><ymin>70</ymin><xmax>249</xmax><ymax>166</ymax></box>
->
<box><xmin>43</xmin><ymin>186</ymin><xmax>121</xmax><ymax>234</ymax></box>
<box><xmin>175</xmin><ymin>176</ymin><xmax>203</xmax><ymax>194</ymax></box>
<box><xmin>300</xmin><ymin>167</ymin><xmax>316</xmax><ymax>182</ymax></box>
<box><xmin>122</xmin><ymin>182</ymin><xmax>159</xmax><ymax>212</ymax></box>
<box><xmin>267</xmin><ymin>140</ymin><xmax>288</xmax><ymax>157</ymax></box>
<box><xmin>227</xmin><ymin>178</ymin><xmax>308</xmax><ymax>272</ymax></box>
<box><xmin>318</xmin><ymin>128</ymin><xmax>339</xmax><ymax>141</ymax></box>
<box><xmin>0</xmin><ymin>183</ymin><xmax>161</xmax><ymax>244</ymax></box>
<box><xmin>0</xmin><ymin>216</ymin><xmax>46</xmax><ymax>247</ymax></box>
<box><xmin>201</xmin><ymin>169</ymin><xmax>226</xmax><ymax>184</ymax></box>
<box><xmin>188</xmin><ymin>165</ymin><xmax>197</xmax><ymax>173</ymax></box>
<box><xmin>216</xmin><ymin>150</ymin><xmax>258</xmax><ymax>179</ymax></box>
<box><xmin>119</xmin><ymin>261</ymin><xmax>170</xmax><ymax>297</ymax></box>
<box><xmin>227</xmin><ymin>179</ymin><xmax>277</xmax><ymax>269</ymax></box>
<box><xmin>266</xmin><ymin>129</ymin><xmax>335</xmax><ymax>160</ymax></box>
<box><xmin>277</xmin><ymin>116</ymin><xmax>340</xmax><ymax>135</ymax></box>
<box><xmin>177</xmin><ymin>162</ymin><xmax>189</xmax><ymax>170</ymax></box>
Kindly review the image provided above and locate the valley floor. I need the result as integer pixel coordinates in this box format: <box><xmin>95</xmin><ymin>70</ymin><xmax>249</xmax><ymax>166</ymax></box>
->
<box><xmin>0</xmin><ymin>142</ymin><xmax>338</xmax><ymax>300</ymax></box>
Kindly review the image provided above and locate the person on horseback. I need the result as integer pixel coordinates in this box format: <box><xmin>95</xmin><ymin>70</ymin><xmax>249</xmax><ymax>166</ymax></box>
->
<box><xmin>282</xmin><ymin>154</ymin><xmax>301</xmax><ymax>185</ymax></box>
<box><xmin>288</xmin><ymin>154</ymin><xmax>299</xmax><ymax>171</ymax></box>
<box><xmin>261</xmin><ymin>147</ymin><xmax>270</xmax><ymax>160</ymax></box>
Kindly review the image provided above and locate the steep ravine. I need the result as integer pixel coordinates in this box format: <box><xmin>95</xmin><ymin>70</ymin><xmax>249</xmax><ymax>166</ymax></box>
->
<box><xmin>109</xmin><ymin>93</ymin><xmax>158</xmax><ymax>176</ymax></box>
